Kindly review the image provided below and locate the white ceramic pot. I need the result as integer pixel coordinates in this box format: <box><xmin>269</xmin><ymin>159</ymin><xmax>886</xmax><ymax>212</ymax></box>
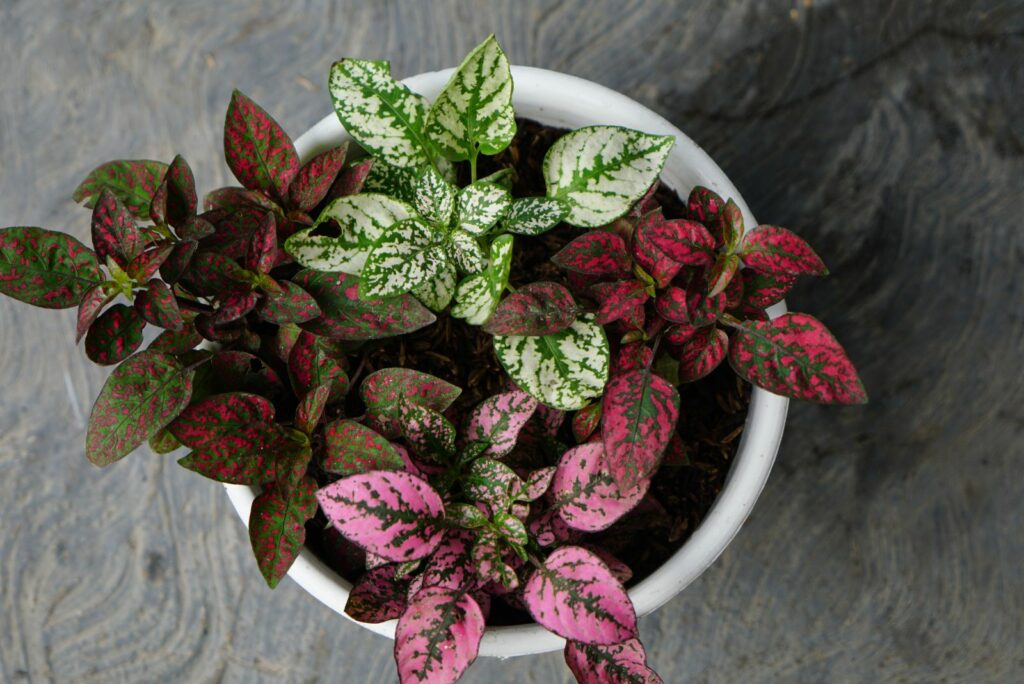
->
<box><xmin>224</xmin><ymin>66</ymin><xmax>789</xmax><ymax>659</ymax></box>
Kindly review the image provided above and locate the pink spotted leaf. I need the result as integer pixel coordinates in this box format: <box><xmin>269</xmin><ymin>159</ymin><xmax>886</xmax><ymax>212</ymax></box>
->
<box><xmin>522</xmin><ymin>545</ymin><xmax>638</xmax><ymax>645</ymax></box>
<box><xmin>655</xmin><ymin>286</ymin><xmax>725</xmax><ymax>327</ymax></box>
<box><xmin>396</xmin><ymin>396</ymin><xmax>457</xmax><ymax>461</ymax></box>
<box><xmin>687</xmin><ymin>186</ymin><xmax>725</xmax><ymax>227</ymax></box>
<box><xmin>464</xmin><ymin>389</ymin><xmax>539</xmax><ymax>458</ymax></box>
<box><xmin>464</xmin><ymin>458</ymin><xmax>525</xmax><ymax>510</ymax></box>
<box><xmin>223</xmin><ymin>90</ymin><xmax>299</xmax><ymax>201</ymax></box>
<box><xmin>613</xmin><ymin>342</ymin><xmax>654</xmax><ymax>375</ymax></box>
<box><xmin>552</xmin><ymin>231</ymin><xmax>631</xmax><ymax>277</ymax></box>
<box><xmin>420</xmin><ymin>530</ymin><xmax>477</xmax><ymax>591</ymax></box>
<box><xmin>73</xmin><ymin>159</ymin><xmax>169</xmax><ymax>217</ymax></box>
<box><xmin>741</xmin><ymin>268</ymin><xmax>797</xmax><ymax>308</ymax></box>
<box><xmin>552</xmin><ymin>442</ymin><xmax>650</xmax><ymax>532</ymax></box>
<box><xmin>472</xmin><ymin>530</ymin><xmax>520</xmax><ymax>590</ymax></box>
<box><xmin>524</xmin><ymin>466</ymin><xmax>557</xmax><ymax>501</ymax></box>
<box><xmin>288</xmin><ymin>331</ymin><xmax>349</xmax><ymax>401</ymax></box>
<box><xmin>249</xmin><ymin>474</ymin><xmax>318</xmax><ymax>588</ymax></box>
<box><xmin>126</xmin><ymin>243</ymin><xmax>174</xmax><ymax>282</ymax></box>
<box><xmin>483</xmin><ymin>282</ymin><xmax>578</xmax><ymax>336</ymax></box>
<box><xmin>394</xmin><ymin>586</ymin><xmax>485</xmax><ymax>684</ymax></box>
<box><xmin>740</xmin><ymin>226</ymin><xmax>828</xmax><ymax>276</ymax></box>
<box><xmin>631</xmin><ymin>209</ymin><xmax>683</xmax><ymax>288</ymax></box>
<box><xmin>601</xmin><ymin>369</ymin><xmax>680</xmax><ymax>490</ymax></box>
<box><xmin>177</xmin><ymin>423</ymin><xmax>308</xmax><ymax>486</ymax></box>
<box><xmin>213</xmin><ymin>287</ymin><xmax>259</xmax><ymax>324</ymax></box>
<box><xmin>564</xmin><ymin>638</ymin><xmax>663</xmax><ymax>684</ymax></box>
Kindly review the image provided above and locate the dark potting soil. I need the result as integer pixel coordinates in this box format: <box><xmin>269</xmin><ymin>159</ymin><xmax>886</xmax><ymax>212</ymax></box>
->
<box><xmin>303</xmin><ymin>119</ymin><xmax>750</xmax><ymax>622</ymax></box>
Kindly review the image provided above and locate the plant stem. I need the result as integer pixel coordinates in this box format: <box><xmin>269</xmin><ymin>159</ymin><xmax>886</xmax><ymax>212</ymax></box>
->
<box><xmin>469</xmin><ymin>151</ymin><xmax>479</xmax><ymax>183</ymax></box>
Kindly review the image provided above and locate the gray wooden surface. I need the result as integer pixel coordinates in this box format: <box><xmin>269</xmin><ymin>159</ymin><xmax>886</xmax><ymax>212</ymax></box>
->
<box><xmin>1</xmin><ymin>1</ymin><xmax>1022</xmax><ymax>682</ymax></box>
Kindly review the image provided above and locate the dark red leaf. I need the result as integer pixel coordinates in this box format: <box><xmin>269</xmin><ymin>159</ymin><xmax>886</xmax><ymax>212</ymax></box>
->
<box><xmin>150</xmin><ymin>155</ymin><xmax>197</xmax><ymax>230</ymax></box>
<box><xmin>178</xmin><ymin>423</ymin><xmax>308</xmax><ymax>485</ymax></box>
<box><xmin>148</xmin><ymin>323</ymin><xmax>202</xmax><ymax>354</ymax></box>
<box><xmin>223</xmin><ymin>90</ymin><xmax>299</xmax><ymax>201</ymax></box>
<box><xmin>613</xmin><ymin>342</ymin><xmax>654</xmax><ymax>374</ymax></box>
<box><xmin>592</xmin><ymin>280</ymin><xmax>650</xmax><ymax>325</ymax></box>
<box><xmin>290</xmin><ymin>143</ymin><xmax>348</xmax><ymax>211</ymax></box>
<box><xmin>160</xmin><ymin>240</ymin><xmax>197</xmax><ymax>284</ymax></box>
<box><xmin>360</xmin><ymin>367</ymin><xmax>461</xmax><ymax>438</ymax></box>
<box><xmin>552</xmin><ymin>231</ymin><xmax>631</xmax><ymax>277</ymax></box>
<box><xmin>729</xmin><ymin>312</ymin><xmax>867</xmax><ymax>403</ymax></box>
<box><xmin>708</xmin><ymin>253</ymin><xmax>741</xmax><ymax>297</ymax></box>
<box><xmin>134</xmin><ymin>279</ymin><xmax>184</xmax><ymax>330</ymax></box>
<box><xmin>601</xmin><ymin>369</ymin><xmax>680</xmax><ymax>490</ymax></box>
<box><xmin>91</xmin><ymin>188</ymin><xmax>141</xmax><ymax>266</ymax></box>
<box><xmin>572</xmin><ymin>403</ymin><xmax>602</xmax><ymax>443</ymax></box>
<box><xmin>85</xmin><ymin>303</ymin><xmax>145</xmax><ymax>365</ymax></box>
<box><xmin>212</xmin><ymin>287</ymin><xmax>258</xmax><ymax>324</ymax></box>
<box><xmin>179</xmin><ymin>215</ymin><xmax>217</xmax><ymax>240</ymax></box>
<box><xmin>204</xmin><ymin>186</ymin><xmax>281</xmax><ymax>214</ymax></box>
<box><xmin>323</xmin><ymin>419</ymin><xmax>404</xmax><ymax>475</ymax></box>
<box><xmin>741</xmin><ymin>226</ymin><xmax>828</xmax><ymax>276</ymax></box>
<box><xmin>676</xmin><ymin>326</ymin><xmax>728</xmax><ymax>382</ymax></box>
<box><xmin>716</xmin><ymin>198</ymin><xmax>744</xmax><ymax>250</ymax></box>
<box><xmin>687</xmin><ymin>186</ymin><xmax>725</xmax><ymax>226</ymax></box>
<box><xmin>212</xmin><ymin>351</ymin><xmax>285</xmax><ymax>397</ymax></box>
<box><xmin>640</xmin><ymin>216</ymin><xmax>715</xmax><ymax>267</ymax></box>
<box><xmin>482</xmin><ymin>281</ymin><xmax>577</xmax><ymax>336</ymax></box>
<box><xmin>246</xmin><ymin>212</ymin><xmax>277</xmax><ymax>273</ymax></box>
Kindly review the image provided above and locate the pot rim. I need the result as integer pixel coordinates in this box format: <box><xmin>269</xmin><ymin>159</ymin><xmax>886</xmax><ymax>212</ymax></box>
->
<box><xmin>224</xmin><ymin>64</ymin><xmax>788</xmax><ymax>658</ymax></box>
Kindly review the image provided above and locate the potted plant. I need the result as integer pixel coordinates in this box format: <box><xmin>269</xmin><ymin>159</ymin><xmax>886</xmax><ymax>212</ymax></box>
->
<box><xmin>0</xmin><ymin>36</ymin><xmax>864</xmax><ymax>684</ymax></box>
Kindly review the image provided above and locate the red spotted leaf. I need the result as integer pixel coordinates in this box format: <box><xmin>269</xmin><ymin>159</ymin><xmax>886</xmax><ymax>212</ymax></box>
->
<box><xmin>150</xmin><ymin>155</ymin><xmax>197</xmax><ymax>230</ymax></box>
<box><xmin>601</xmin><ymin>369</ymin><xmax>679</xmax><ymax>490</ymax></box>
<box><xmin>482</xmin><ymin>282</ymin><xmax>577</xmax><ymax>336</ymax></box>
<box><xmin>564</xmin><ymin>638</ymin><xmax>663</xmax><ymax>684</ymax></box>
<box><xmin>592</xmin><ymin>280</ymin><xmax>650</xmax><ymax>326</ymax></box>
<box><xmin>0</xmin><ymin>227</ymin><xmax>103</xmax><ymax>309</ymax></box>
<box><xmin>724</xmin><ymin>269</ymin><xmax>744</xmax><ymax>309</ymax></box>
<box><xmin>177</xmin><ymin>423</ymin><xmax>308</xmax><ymax>485</ymax></box>
<box><xmin>249</xmin><ymin>475</ymin><xmax>318</xmax><ymax>588</ymax></box>
<box><xmin>160</xmin><ymin>240</ymin><xmax>197</xmax><ymax>284</ymax></box>
<box><xmin>729</xmin><ymin>312</ymin><xmax>866</xmax><ymax>403</ymax></box>
<box><xmin>655</xmin><ymin>286</ymin><xmax>725</xmax><ymax>327</ymax></box>
<box><xmin>91</xmin><ymin>189</ymin><xmax>141</xmax><ymax>266</ymax></box>
<box><xmin>708</xmin><ymin>253</ymin><xmax>740</xmax><ymax>297</ymax></box>
<box><xmin>168</xmin><ymin>392</ymin><xmax>275</xmax><ymax>449</ymax></box>
<box><xmin>245</xmin><ymin>211</ymin><xmax>278</xmax><ymax>274</ymax></box>
<box><xmin>613</xmin><ymin>342</ymin><xmax>654</xmax><ymax>374</ymax></box>
<box><xmin>272</xmin><ymin>322</ymin><xmax>302</xmax><ymax>362</ymax></box>
<box><xmin>716</xmin><ymin>198</ymin><xmax>744</xmax><ymax>250</ymax></box>
<box><xmin>631</xmin><ymin>210</ymin><xmax>683</xmax><ymax>288</ymax></box>
<box><xmin>73</xmin><ymin>159</ymin><xmax>168</xmax><ymax>218</ymax></box>
<box><xmin>213</xmin><ymin>287</ymin><xmax>258</xmax><ymax>324</ymax></box>
<box><xmin>360</xmin><ymin>368</ymin><xmax>461</xmax><ymax>437</ymax></box>
<box><xmin>212</xmin><ymin>351</ymin><xmax>285</xmax><ymax>397</ymax></box>
<box><xmin>394</xmin><ymin>586</ymin><xmax>485</xmax><ymax>684</ymax></box>
<box><xmin>288</xmin><ymin>331</ymin><xmax>349</xmax><ymax>401</ymax></box>
<box><xmin>75</xmin><ymin>283</ymin><xmax>114</xmax><ymax>343</ymax></box>
<box><xmin>148</xmin><ymin>322</ymin><xmax>202</xmax><ymax>354</ymax></box>
<box><xmin>552</xmin><ymin>231</ymin><xmax>631</xmax><ymax>277</ymax></box>
<box><xmin>664</xmin><ymin>322</ymin><xmax>698</xmax><ymax>345</ymax></box>
<box><xmin>255</xmin><ymin>279</ymin><xmax>321</xmax><ymax>324</ymax></box>
<box><xmin>740</xmin><ymin>226</ymin><xmax>828</xmax><ymax>276</ymax></box>
<box><xmin>522</xmin><ymin>545</ymin><xmax>638</xmax><ymax>645</ymax></box>
<box><xmin>676</xmin><ymin>326</ymin><xmax>728</xmax><ymax>383</ymax></box>
<box><xmin>180</xmin><ymin>251</ymin><xmax>247</xmax><ymax>296</ymax></box>
<box><xmin>86</xmin><ymin>350</ymin><xmax>195</xmax><ymax>466</ymax></box>
<box><xmin>742</xmin><ymin>269</ymin><xmax>796</xmax><ymax>308</ymax></box>
<box><xmin>224</xmin><ymin>90</ymin><xmax>299</xmax><ymax>201</ymax></box>
<box><xmin>126</xmin><ymin>243</ymin><xmax>173</xmax><ymax>282</ymax></box>
<box><xmin>552</xmin><ymin>442</ymin><xmax>650</xmax><ymax>532</ymax></box>
<box><xmin>464</xmin><ymin>457</ymin><xmax>525</xmax><ymax>510</ymax></box>
<box><xmin>292</xmin><ymin>270</ymin><xmax>435</xmax><ymax>340</ymax></box>
<box><xmin>687</xmin><ymin>186</ymin><xmax>725</xmax><ymax>226</ymax></box>
<box><xmin>345</xmin><ymin>565</ymin><xmax>408</xmax><ymax>623</ymax></box>
<box><xmin>323</xmin><ymin>419</ymin><xmax>404</xmax><ymax>475</ymax></box>
<box><xmin>640</xmin><ymin>216</ymin><xmax>715</xmax><ymax>267</ymax></box>
<box><xmin>290</xmin><ymin>143</ymin><xmax>348</xmax><ymax>211</ymax></box>
<box><xmin>397</xmin><ymin>396</ymin><xmax>457</xmax><ymax>460</ymax></box>
<box><xmin>85</xmin><ymin>303</ymin><xmax>145</xmax><ymax>365</ymax></box>
<box><xmin>295</xmin><ymin>385</ymin><xmax>330</xmax><ymax>435</ymax></box>
<box><xmin>316</xmin><ymin>470</ymin><xmax>445</xmax><ymax>562</ymax></box>
<box><xmin>329</xmin><ymin>158</ymin><xmax>374</xmax><ymax>200</ymax></box>
<box><xmin>179</xmin><ymin>215</ymin><xmax>217</xmax><ymax>240</ymax></box>
<box><xmin>134</xmin><ymin>279</ymin><xmax>183</xmax><ymax>330</ymax></box>
<box><xmin>464</xmin><ymin>389</ymin><xmax>539</xmax><ymax>458</ymax></box>
<box><xmin>572</xmin><ymin>403</ymin><xmax>602</xmax><ymax>443</ymax></box>
<box><xmin>204</xmin><ymin>186</ymin><xmax>281</xmax><ymax>214</ymax></box>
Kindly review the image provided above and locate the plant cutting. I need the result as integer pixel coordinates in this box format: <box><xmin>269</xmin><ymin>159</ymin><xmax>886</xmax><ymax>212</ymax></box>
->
<box><xmin>0</xmin><ymin>35</ymin><xmax>865</xmax><ymax>684</ymax></box>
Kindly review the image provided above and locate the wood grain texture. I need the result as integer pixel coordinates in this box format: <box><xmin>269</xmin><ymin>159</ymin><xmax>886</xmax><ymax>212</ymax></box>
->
<box><xmin>1</xmin><ymin>0</ymin><xmax>1022</xmax><ymax>681</ymax></box>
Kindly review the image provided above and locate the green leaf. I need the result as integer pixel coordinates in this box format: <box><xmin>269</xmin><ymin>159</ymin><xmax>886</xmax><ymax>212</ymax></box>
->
<box><xmin>360</xmin><ymin>218</ymin><xmax>447</xmax><ymax>298</ymax></box>
<box><xmin>446</xmin><ymin>230</ymin><xmax>486</xmax><ymax>273</ymax></box>
<box><xmin>72</xmin><ymin>160</ymin><xmax>169</xmax><ymax>217</ymax></box>
<box><xmin>502</xmin><ymin>196</ymin><xmax>568</xmax><ymax>236</ymax></box>
<box><xmin>86</xmin><ymin>350</ymin><xmax>195</xmax><ymax>466</ymax></box>
<box><xmin>0</xmin><ymin>227</ymin><xmax>103</xmax><ymax>309</ymax></box>
<box><xmin>493</xmin><ymin>313</ymin><xmax>610</xmax><ymax>411</ymax></box>
<box><xmin>413</xmin><ymin>165</ymin><xmax>457</xmax><ymax>226</ymax></box>
<box><xmin>328</xmin><ymin>59</ymin><xmax>433</xmax><ymax>168</ymax></box>
<box><xmin>426</xmin><ymin>35</ymin><xmax>516</xmax><ymax>161</ymax></box>
<box><xmin>450</xmin><ymin>234</ymin><xmax>514</xmax><ymax>325</ymax></box>
<box><xmin>412</xmin><ymin>260</ymin><xmax>457</xmax><ymax>311</ymax></box>
<box><xmin>456</xmin><ymin>182</ymin><xmax>511</xmax><ymax>235</ymax></box>
<box><xmin>544</xmin><ymin>126</ymin><xmax>674</xmax><ymax>227</ymax></box>
<box><xmin>362</xmin><ymin>158</ymin><xmax>419</xmax><ymax>205</ymax></box>
<box><xmin>249</xmin><ymin>475</ymin><xmax>318</xmax><ymax>588</ymax></box>
<box><xmin>285</xmin><ymin>194</ymin><xmax>416</xmax><ymax>273</ymax></box>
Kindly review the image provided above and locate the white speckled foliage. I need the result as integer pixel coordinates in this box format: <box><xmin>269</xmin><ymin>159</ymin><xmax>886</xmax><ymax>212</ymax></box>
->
<box><xmin>451</xmin><ymin>234</ymin><xmax>514</xmax><ymax>325</ymax></box>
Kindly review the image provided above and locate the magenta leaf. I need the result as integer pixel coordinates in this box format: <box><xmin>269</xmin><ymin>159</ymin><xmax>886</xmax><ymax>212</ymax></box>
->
<box><xmin>168</xmin><ymin>392</ymin><xmax>276</xmax><ymax>449</ymax></box>
<box><xmin>464</xmin><ymin>457</ymin><xmax>524</xmax><ymax>510</ymax></box>
<box><xmin>73</xmin><ymin>159</ymin><xmax>169</xmax><ymax>217</ymax></box>
<box><xmin>292</xmin><ymin>270</ymin><xmax>435</xmax><ymax>340</ymax></box>
<box><xmin>552</xmin><ymin>442</ymin><xmax>650</xmax><ymax>532</ymax></box>
<box><xmin>613</xmin><ymin>342</ymin><xmax>654</xmax><ymax>375</ymax></box>
<box><xmin>249</xmin><ymin>475</ymin><xmax>318</xmax><ymax>588</ymax></box>
<box><xmin>150</xmin><ymin>155</ymin><xmax>197</xmax><ymax>230</ymax></box>
<box><xmin>255</xmin><ymin>279</ymin><xmax>322</xmax><ymax>324</ymax></box>
<box><xmin>601</xmin><ymin>369</ymin><xmax>679</xmax><ymax>490</ymax></box>
<box><xmin>223</xmin><ymin>90</ymin><xmax>299</xmax><ymax>201</ymax></box>
<box><xmin>530</xmin><ymin>508</ymin><xmax>583</xmax><ymax>547</ymax></box>
<box><xmin>640</xmin><ymin>216</ymin><xmax>715</xmax><ymax>267</ymax></box>
<box><xmin>707</xmin><ymin>253</ymin><xmax>740</xmax><ymax>297</ymax></box>
<box><xmin>522</xmin><ymin>545</ymin><xmax>638</xmax><ymax>645</ymax></box>
<box><xmin>294</xmin><ymin>385</ymin><xmax>330</xmax><ymax>435</ymax></box>
<box><xmin>317</xmin><ymin>471</ymin><xmax>445</xmax><ymax>562</ymax></box>
<box><xmin>246</xmin><ymin>211</ymin><xmax>278</xmax><ymax>274</ymax></box>
<box><xmin>631</xmin><ymin>210</ymin><xmax>683</xmax><ymax>288</ymax></box>
<box><xmin>394</xmin><ymin>586</ymin><xmax>485</xmax><ymax>684</ymax></box>
<box><xmin>675</xmin><ymin>326</ymin><xmax>728</xmax><ymax>383</ymax></box>
<box><xmin>85</xmin><ymin>303</ymin><xmax>146</xmax><ymax>365</ymax></box>
<box><xmin>524</xmin><ymin>466</ymin><xmax>557</xmax><ymax>501</ymax></box>
<box><xmin>360</xmin><ymin>367</ymin><xmax>461</xmax><ymax>437</ymax></box>
<box><xmin>397</xmin><ymin>396</ymin><xmax>457</xmax><ymax>460</ymax></box>
<box><xmin>323</xmin><ymin>419</ymin><xmax>404</xmax><ymax>475</ymax></box>
<box><xmin>740</xmin><ymin>226</ymin><xmax>827</xmax><ymax>276</ymax></box>
<box><xmin>482</xmin><ymin>281</ymin><xmax>578</xmax><ymax>336</ymax></box>
<box><xmin>419</xmin><ymin>530</ymin><xmax>476</xmax><ymax>590</ymax></box>
<box><xmin>86</xmin><ymin>350</ymin><xmax>195</xmax><ymax>466</ymax></box>
<box><xmin>592</xmin><ymin>280</ymin><xmax>650</xmax><ymax>326</ymax></box>
<box><xmin>572</xmin><ymin>403</ymin><xmax>602</xmax><ymax>443</ymax></box>
<box><xmin>655</xmin><ymin>286</ymin><xmax>725</xmax><ymax>327</ymax></box>
<box><xmin>134</xmin><ymin>279</ymin><xmax>184</xmax><ymax>330</ymax></box>
<box><xmin>91</xmin><ymin>188</ymin><xmax>141</xmax><ymax>266</ymax></box>
<box><xmin>729</xmin><ymin>312</ymin><xmax>867</xmax><ymax>403</ymax></box>
<box><xmin>75</xmin><ymin>283</ymin><xmax>114</xmax><ymax>343</ymax></box>
<box><xmin>290</xmin><ymin>143</ymin><xmax>348</xmax><ymax>211</ymax></box>
<box><xmin>564</xmin><ymin>638</ymin><xmax>663</xmax><ymax>684</ymax></box>
<box><xmin>345</xmin><ymin>565</ymin><xmax>408</xmax><ymax>623</ymax></box>
<box><xmin>552</xmin><ymin>231</ymin><xmax>631</xmax><ymax>277</ymax></box>
<box><xmin>580</xmin><ymin>546</ymin><xmax>634</xmax><ymax>585</ymax></box>
<box><xmin>741</xmin><ymin>269</ymin><xmax>796</xmax><ymax>308</ymax></box>
<box><xmin>288</xmin><ymin>331</ymin><xmax>349</xmax><ymax>401</ymax></box>
<box><xmin>465</xmin><ymin>389</ymin><xmax>539</xmax><ymax>458</ymax></box>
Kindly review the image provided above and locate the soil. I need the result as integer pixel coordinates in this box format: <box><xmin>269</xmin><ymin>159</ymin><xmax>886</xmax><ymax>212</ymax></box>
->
<box><xmin>303</xmin><ymin>119</ymin><xmax>750</xmax><ymax>622</ymax></box>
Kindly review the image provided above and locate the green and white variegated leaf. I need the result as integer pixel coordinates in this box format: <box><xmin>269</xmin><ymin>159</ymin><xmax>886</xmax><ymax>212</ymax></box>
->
<box><xmin>493</xmin><ymin>313</ymin><xmax>609</xmax><ymax>411</ymax></box>
<box><xmin>413</xmin><ymin>165</ymin><xmax>457</xmax><ymax>226</ymax></box>
<box><xmin>456</xmin><ymin>181</ymin><xmax>511</xmax><ymax>235</ymax></box>
<box><xmin>503</xmin><ymin>196</ymin><xmax>569</xmax><ymax>236</ymax></box>
<box><xmin>447</xmin><ymin>230</ymin><xmax>486</xmax><ymax>273</ymax></box>
<box><xmin>412</xmin><ymin>260</ymin><xmax>457</xmax><ymax>311</ymax></box>
<box><xmin>285</xmin><ymin>194</ymin><xmax>415</xmax><ymax>273</ymax></box>
<box><xmin>544</xmin><ymin>126</ymin><xmax>675</xmax><ymax>227</ymax></box>
<box><xmin>361</xmin><ymin>218</ymin><xmax>446</xmax><ymax>298</ymax></box>
<box><xmin>451</xmin><ymin>234</ymin><xmax>513</xmax><ymax>325</ymax></box>
<box><xmin>425</xmin><ymin>35</ymin><xmax>516</xmax><ymax>161</ymax></box>
<box><xmin>328</xmin><ymin>59</ymin><xmax>433</xmax><ymax>168</ymax></box>
<box><xmin>363</xmin><ymin>158</ymin><xmax>419</xmax><ymax>205</ymax></box>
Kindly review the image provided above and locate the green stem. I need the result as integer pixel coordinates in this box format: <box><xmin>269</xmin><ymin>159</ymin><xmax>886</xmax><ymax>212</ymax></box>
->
<box><xmin>469</xmin><ymin>151</ymin><xmax>479</xmax><ymax>183</ymax></box>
